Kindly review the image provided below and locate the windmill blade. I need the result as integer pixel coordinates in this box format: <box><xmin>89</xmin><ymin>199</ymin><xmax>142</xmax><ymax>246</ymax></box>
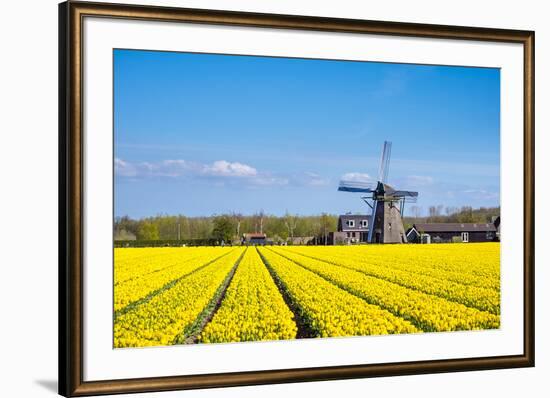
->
<box><xmin>367</xmin><ymin>199</ymin><xmax>378</xmax><ymax>243</ymax></box>
<box><xmin>338</xmin><ymin>186</ymin><xmax>376</xmax><ymax>193</ymax></box>
<box><xmin>391</xmin><ymin>190</ymin><xmax>419</xmax><ymax>198</ymax></box>
<box><xmin>338</xmin><ymin>180</ymin><xmax>376</xmax><ymax>193</ymax></box>
<box><xmin>377</xmin><ymin>141</ymin><xmax>392</xmax><ymax>184</ymax></box>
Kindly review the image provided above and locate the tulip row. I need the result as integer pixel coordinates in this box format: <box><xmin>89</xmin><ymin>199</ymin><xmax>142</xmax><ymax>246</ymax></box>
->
<box><xmin>114</xmin><ymin>247</ymin><xmax>234</xmax><ymax>312</ymax></box>
<box><xmin>199</xmin><ymin>248</ymin><xmax>297</xmax><ymax>343</ymax></box>
<box><xmin>269</xmin><ymin>247</ymin><xmax>499</xmax><ymax>332</ymax></box>
<box><xmin>258</xmin><ymin>248</ymin><xmax>419</xmax><ymax>338</ymax></box>
<box><xmin>283</xmin><ymin>245</ymin><xmax>500</xmax><ymax>314</ymax></box>
<box><xmin>291</xmin><ymin>244</ymin><xmax>500</xmax><ymax>290</ymax></box>
<box><xmin>114</xmin><ymin>248</ymin><xmax>244</xmax><ymax>348</ymax></box>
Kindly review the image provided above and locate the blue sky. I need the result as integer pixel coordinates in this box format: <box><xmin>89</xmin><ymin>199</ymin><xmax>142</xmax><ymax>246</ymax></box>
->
<box><xmin>114</xmin><ymin>49</ymin><xmax>500</xmax><ymax>218</ymax></box>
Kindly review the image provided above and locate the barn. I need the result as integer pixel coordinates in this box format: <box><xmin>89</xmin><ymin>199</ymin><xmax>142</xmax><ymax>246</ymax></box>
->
<box><xmin>242</xmin><ymin>233</ymin><xmax>267</xmax><ymax>245</ymax></box>
<box><xmin>406</xmin><ymin>221</ymin><xmax>499</xmax><ymax>244</ymax></box>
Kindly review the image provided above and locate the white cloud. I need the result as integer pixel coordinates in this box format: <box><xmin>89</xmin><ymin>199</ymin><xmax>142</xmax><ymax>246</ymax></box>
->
<box><xmin>115</xmin><ymin>158</ymin><xmax>258</xmax><ymax>179</ymax></box>
<box><xmin>308</xmin><ymin>178</ymin><xmax>329</xmax><ymax>187</ymax></box>
<box><xmin>202</xmin><ymin>160</ymin><xmax>257</xmax><ymax>177</ymax></box>
<box><xmin>115</xmin><ymin>158</ymin><xmax>293</xmax><ymax>187</ymax></box>
<box><xmin>115</xmin><ymin>158</ymin><xmax>199</xmax><ymax>178</ymax></box>
<box><xmin>114</xmin><ymin>158</ymin><xmax>137</xmax><ymax>177</ymax></box>
<box><xmin>156</xmin><ymin>159</ymin><xmax>196</xmax><ymax>177</ymax></box>
<box><xmin>115</xmin><ymin>158</ymin><xmax>338</xmax><ymax>189</ymax></box>
<box><xmin>250</xmin><ymin>175</ymin><xmax>289</xmax><ymax>186</ymax></box>
<box><xmin>463</xmin><ymin>189</ymin><xmax>499</xmax><ymax>200</ymax></box>
<box><xmin>405</xmin><ymin>175</ymin><xmax>434</xmax><ymax>186</ymax></box>
<box><xmin>303</xmin><ymin>172</ymin><xmax>330</xmax><ymax>187</ymax></box>
<box><xmin>162</xmin><ymin>159</ymin><xmax>189</xmax><ymax>167</ymax></box>
<box><xmin>340</xmin><ymin>172</ymin><xmax>373</xmax><ymax>183</ymax></box>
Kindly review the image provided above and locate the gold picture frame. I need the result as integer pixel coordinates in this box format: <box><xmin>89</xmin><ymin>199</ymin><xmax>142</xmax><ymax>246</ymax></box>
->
<box><xmin>59</xmin><ymin>1</ymin><xmax>534</xmax><ymax>396</ymax></box>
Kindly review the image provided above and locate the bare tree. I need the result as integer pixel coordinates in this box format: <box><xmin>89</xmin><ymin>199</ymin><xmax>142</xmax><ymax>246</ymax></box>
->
<box><xmin>445</xmin><ymin>206</ymin><xmax>459</xmax><ymax>217</ymax></box>
<box><xmin>320</xmin><ymin>213</ymin><xmax>331</xmax><ymax>246</ymax></box>
<box><xmin>259</xmin><ymin>209</ymin><xmax>265</xmax><ymax>234</ymax></box>
<box><xmin>232</xmin><ymin>212</ymin><xmax>243</xmax><ymax>240</ymax></box>
<box><xmin>252</xmin><ymin>210</ymin><xmax>265</xmax><ymax>234</ymax></box>
<box><xmin>284</xmin><ymin>211</ymin><xmax>298</xmax><ymax>240</ymax></box>
<box><xmin>410</xmin><ymin>205</ymin><xmax>422</xmax><ymax>219</ymax></box>
<box><xmin>429</xmin><ymin>205</ymin><xmax>443</xmax><ymax>217</ymax></box>
<box><xmin>312</xmin><ymin>221</ymin><xmax>320</xmax><ymax>245</ymax></box>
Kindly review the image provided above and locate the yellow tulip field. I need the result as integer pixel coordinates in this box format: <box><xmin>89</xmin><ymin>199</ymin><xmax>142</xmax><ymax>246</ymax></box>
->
<box><xmin>113</xmin><ymin>243</ymin><xmax>500</xmax><ymax>348</ymax></box>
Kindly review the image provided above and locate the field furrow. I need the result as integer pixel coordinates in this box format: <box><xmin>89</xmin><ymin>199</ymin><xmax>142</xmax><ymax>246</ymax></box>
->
<box><xmin>268</xmin><ymin>247</ymin><xmax>499</xmax><ymax>332</ymax></box>
<box><xmin>286</xmin><ymin>245</ymin><xmax>500</xmax><ymax>291</ymax></box>
<box><xmin>113</xmin><ymin>243</ymin><xmax>501</xmax><ymax>348</ymax></box>
<box><xmin>199</xmin><ymin>248</ymin><xmax>297</xmax><ymax>343</ymax></box>
<box><xmin>258</xmin><ymin>248</ymin><xmax>419</xmax><ymax>337</ymax></box>
<box><xmin>114</xmin><ymin>248</ymin><xmax>214</xmax><ymax>284</ymax></box>
<box><xmin>114</xmin><ymin>247</ymin><xmax>234</xmax><ymax>312</ymax></box>
<box><xmin>114</xmin><ymin>247</ymin><xmax>245</xmax><ymax>347</ymax></box>
<box><xmin>279</xmin><ymin>247</ymin><xmax>500</xmax><ymax>314</ymax></box>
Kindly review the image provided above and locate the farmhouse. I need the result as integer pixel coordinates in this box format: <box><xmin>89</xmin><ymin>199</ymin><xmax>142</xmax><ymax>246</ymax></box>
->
<box><xmin>406</xmin><ymin>221</ymin><xmax>499</xmax><ymax>244</ymax></box>
<box><xmin>242</xmin><ymin>233</ymin><xmax>267</xmax><ymax>245</ymax></box>
<box><xmin>328</xmin><ymin>214</ymin><xmax>370</xmax><ymax>244</ymax></box>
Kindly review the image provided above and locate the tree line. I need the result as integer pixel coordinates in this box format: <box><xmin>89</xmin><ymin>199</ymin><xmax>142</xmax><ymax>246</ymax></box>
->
<box><xmin>114</xmin><ymin>212</ymin><xmax>338</xmax><ymax>244</ymax></box>
<box><xmin>115</xmin><ymin>205</ymin><xmax>499</xmax><ymax>244</ymax></box>
<box><xmin>403</xmin><ymin>205</ymin><xmax>500</xmax><ymax>230</ymax></box>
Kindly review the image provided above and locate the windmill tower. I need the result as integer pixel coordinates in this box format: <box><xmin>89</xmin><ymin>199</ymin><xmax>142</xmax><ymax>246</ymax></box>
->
<box><xmin>338</xmin><ymin>141</ymin><xmax>418</xmax><ymax>243</ymax></box>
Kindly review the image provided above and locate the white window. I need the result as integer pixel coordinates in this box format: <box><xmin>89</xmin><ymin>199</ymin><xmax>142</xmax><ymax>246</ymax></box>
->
<box><xmin>347</xmin><ymin>220</ymin><xmax>355</xmax><ymax>228</ymax></box>
<box><xmin>361</xmin><ymin>220</ymin><xmax>368</xmax><ymax>228</ymax></box>
<box><xmin>461</xmin><ymin>232</ymin><xmax>469</xmax><ymax>242</ymax></box>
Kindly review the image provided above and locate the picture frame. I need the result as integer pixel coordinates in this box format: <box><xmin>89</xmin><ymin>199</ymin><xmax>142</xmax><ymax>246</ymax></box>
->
<box><xmin>59</xmin><ymin>1</ymin><xmax>535</xmax><ymax>396</ymax></box>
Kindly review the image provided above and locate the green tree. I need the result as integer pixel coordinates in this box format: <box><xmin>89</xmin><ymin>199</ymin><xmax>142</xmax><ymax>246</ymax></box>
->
<box><xmin>136</xmin><ymin>221</ymin><xmax>160</xmax><ymax>240</ymax></box>
<box><xmin>211</xmin><ymin>215</ymin><xmax>234</xmax><ymax>243</ymax></box>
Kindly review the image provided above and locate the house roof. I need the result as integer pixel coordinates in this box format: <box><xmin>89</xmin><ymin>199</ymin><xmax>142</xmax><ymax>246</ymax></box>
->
<box><xmin>339</xmin><ymin>214</ymin><xmax>370</xmax><ymax>222</ymax></box>
<box><xmin>243</xmin><ymin>233</ymin><xmax>266</xmax><ymax>238</ymax></box>
<box><xmin>413</xmin><ymin>223</ymin><xmax>497</xmax><ymax>233</ymax></box>
<box><xmin>338</xmin><ymin>214</ymin><xmax>369</xmax><ymax>231</ymax></box>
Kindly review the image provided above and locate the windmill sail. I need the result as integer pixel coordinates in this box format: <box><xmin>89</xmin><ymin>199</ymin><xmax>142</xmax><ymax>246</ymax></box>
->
<box><xmin>391</xmin><ymin>190</ymin><xmax>419</xmax><ymax>198</ymax></box>
<box><xmin>384</xmin><ymin>186</ymin><xmax>419</xmax><ymax>202</ymax></box>
<box><xmin>338</xmin><ymin>180</ymin><xmax>375</xmax><ymax>193</ymax></box>
<box><xmin>367</xmin><ymin>199</ymin><xmax>378</xmax><ymax>243</ymax></box>
<box><xmin>378</xmin><ymin>141</ymin><xmax>392</xmax><ymax>184</ymax></box>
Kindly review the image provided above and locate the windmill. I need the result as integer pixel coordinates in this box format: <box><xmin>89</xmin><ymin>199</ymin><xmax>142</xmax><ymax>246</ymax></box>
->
<box><xmin>338</xmin><ymin>141</ymin><xmax>418</xmax><ymax>243</ymax></box>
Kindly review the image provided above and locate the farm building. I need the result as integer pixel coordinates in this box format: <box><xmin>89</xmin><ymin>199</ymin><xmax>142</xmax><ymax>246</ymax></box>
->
<box><xmin>493</xmin><ymin>216</ymin><xmax>501</xmax><ymax>240</ymax></box>
<box><xmin>327</xmin><ymin>214</ymin><xmax>370</xmax><ymax>244</ymax></box>
<box><xmin>242</xmin><ymin>233</ymin><xmax>268</xmax><ymax>245</ymax></box>
<box><xmin>406</xmin><ymin>221</ymin><xmax>499</xmax><ymax>244</ymax></box>
<box><xmin>288</xmin><ymin>236</ymin><xmax>314</xmax><ymax>245</ymax></box>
